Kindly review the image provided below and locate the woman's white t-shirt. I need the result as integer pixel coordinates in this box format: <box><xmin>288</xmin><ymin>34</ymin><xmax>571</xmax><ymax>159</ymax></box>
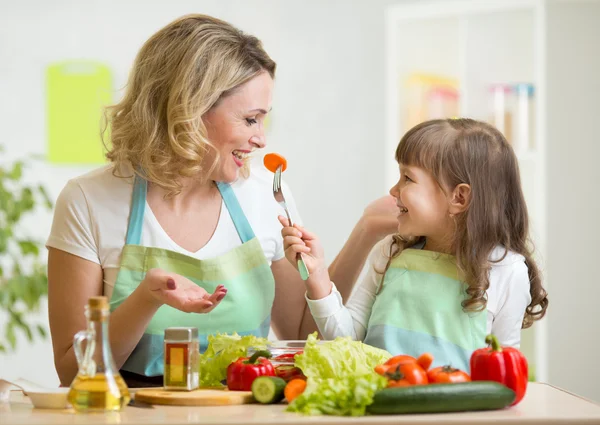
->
<box><xmin>46</xmin><ymin>162</ymin><xmax>301</xmax><ymax>298</ymax></box>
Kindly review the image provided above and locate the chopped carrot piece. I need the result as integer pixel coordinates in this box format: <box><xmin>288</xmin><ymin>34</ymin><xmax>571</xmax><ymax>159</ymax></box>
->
<box><xmin>374</xmin><ymin>364</ymin><xmax>391</xmax><ymax>376</ymax></box>
<box><xmin>416</xmin><ymin>353</ymin><xmax>434</xmax><ymax>371</ymax></box>
<box><xmin>264</xmin><ymin>153</ymin><xmax>287</xmax><ymax>173</ymax></box>
<box><xmin>284</xmin><ymin>378</ymin><xmax>306</xmax><ymax>403</ymax></box>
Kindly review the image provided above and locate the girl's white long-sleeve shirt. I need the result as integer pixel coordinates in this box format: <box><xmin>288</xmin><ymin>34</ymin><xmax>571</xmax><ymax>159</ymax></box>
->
<box><xmin>306</xmin><ymin>236</ymin><xmax>532</xmax><ymax>348</ymax></box>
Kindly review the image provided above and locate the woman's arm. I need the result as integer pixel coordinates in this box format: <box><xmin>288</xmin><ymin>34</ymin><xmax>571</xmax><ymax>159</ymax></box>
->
<box><xmin>49</xmin><ymin>249</ymin><xmax>162</xmax><ymax>385</ymax></box>
<box><xmin>49</xmin><ymin>249</ymin><xmax>227</xmax><ymax>386</ymax></box>
<box><xmin>48</xmin><ymin>248</ymin><xmax>170</xmax><ymax>386</ymax></box>
<box><xmin>328</xmin><ymin>195</ymin><xmax>398</xmax><ymax>301</ymax></box>
<box><xmin>270</xmin><ymin>258</ymin><xmax>320</xmax><ymax>340</ymax></box>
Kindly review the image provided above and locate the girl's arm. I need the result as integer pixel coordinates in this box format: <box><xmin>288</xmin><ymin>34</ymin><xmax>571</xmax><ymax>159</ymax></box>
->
<box><xmin>488</xmin><ymin>260</ymin><xmax>532</xmax><ymax>347</ymax></box>
<box><xmin>306</xmin><ymin>252</ymin><xmax>383</xmax><ymax>340</ymax></box>
<box><xmin>270</xmin><ymin>218</ymin><xmax>391</xmax><ymax>340</ymax></box>
<box><xmin>279</xmin><ymin>220</ymin><xmax>390</xmax><ymax>341</ymax></box>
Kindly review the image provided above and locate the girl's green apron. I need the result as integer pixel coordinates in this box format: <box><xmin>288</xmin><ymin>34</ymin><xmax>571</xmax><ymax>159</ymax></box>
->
<box><xmin>110</xmin><ymin>176</ymin><xmax>275</xmax><ymax>378</ymax></box>
<box><xmin>363</xmin><ymin>245</ymin><xmax>487</xmax><ymax>372</ymax></box>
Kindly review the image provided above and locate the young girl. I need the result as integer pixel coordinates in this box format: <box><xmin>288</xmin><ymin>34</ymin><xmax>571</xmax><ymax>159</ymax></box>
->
<box><xmin>279</xmin><ymin>118</ymin><xmax>548</xmax><ymax>371</ymax></box>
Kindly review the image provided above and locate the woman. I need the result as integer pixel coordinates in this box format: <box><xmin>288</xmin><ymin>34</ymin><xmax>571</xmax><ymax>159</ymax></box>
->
<box><xmin>46</xmin><ymin>14</ymin><xmax>397</xmax><ymax>387</ymax></box>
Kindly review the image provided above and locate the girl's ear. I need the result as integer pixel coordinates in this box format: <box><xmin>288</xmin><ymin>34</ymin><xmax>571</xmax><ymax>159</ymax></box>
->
<box><xmin>449</xmin><ymin>183</ymin><xmax>471</xmax><ymax>215</ymax></box>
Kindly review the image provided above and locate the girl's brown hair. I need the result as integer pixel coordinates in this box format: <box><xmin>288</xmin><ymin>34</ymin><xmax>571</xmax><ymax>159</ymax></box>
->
<box><xmin>381</xmin><ymin>118</ymin><xmax>547</xmax><ymax>328</ymax></box>
<box><xmin>103</xmin><ymin>14</ymin><xmax>276</xmax><ymax>196</ymax></box>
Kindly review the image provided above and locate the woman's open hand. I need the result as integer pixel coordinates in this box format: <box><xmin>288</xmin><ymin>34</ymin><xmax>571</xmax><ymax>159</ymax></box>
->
<box><xmin>141</xmin><ymin>268</ymin><xmax>227</xmax><ymax>313</ymax></box>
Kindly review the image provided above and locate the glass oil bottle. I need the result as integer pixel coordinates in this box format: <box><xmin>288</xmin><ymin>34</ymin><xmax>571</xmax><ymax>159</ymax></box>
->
<box><xmin>68</xmin><ymin>296</ymin><xmax>131</xmax><ymax>412</ymax></box>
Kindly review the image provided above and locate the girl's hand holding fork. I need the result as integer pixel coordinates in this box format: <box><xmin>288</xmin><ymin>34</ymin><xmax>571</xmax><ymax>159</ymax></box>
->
<box><xmin>278</xmin><ymin>216</ymin><xmax>333</xmax><ymax>300</ymax></box>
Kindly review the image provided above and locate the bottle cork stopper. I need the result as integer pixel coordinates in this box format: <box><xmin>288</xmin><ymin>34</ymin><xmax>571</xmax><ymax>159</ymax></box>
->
<box><xmin>88</xmin><ymin>296</ymin><xmax>108</xmax><ymax>310</ymax></box>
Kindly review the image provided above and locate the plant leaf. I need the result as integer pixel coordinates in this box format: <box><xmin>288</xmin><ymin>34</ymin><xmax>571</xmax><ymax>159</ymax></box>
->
<box><xmin>38</xmin><ymin>185</ymin><xmax>53</xmax><ymax>209</ymax></box>
<box><xmin>0</xmin><ymin>146</ymin><xmax>51</xmax><ymax>352</ymax></box>
<box><xmin>6</xmin><ymin>323</ymin><xmax>16</xmax><ymax>349</ymax></box>
<box><xmin>17</xmin><ymin>240</ymin><xmax>39</xmax><ymax>256</ymax></box>
<box><xmin>37</xmin><ymin>324</ymin><xmax>47</xmax><ymax>338</ymax></box>
<box><xmin>9</xmin><ymin>161</ymin><xmax>23</xmax><ymax>180</ymax></box>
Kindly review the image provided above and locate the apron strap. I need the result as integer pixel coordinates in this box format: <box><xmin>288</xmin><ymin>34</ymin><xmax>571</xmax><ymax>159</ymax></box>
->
<box><xmin>125</xmin><ymin>175</ymin><xmax>147</xmax><ymax>245</ymax></box>
<box><xmin>125</xmin><ymin>176</ymin><xmax>255</xmax><ymax>246</ymax></box>
<box><xmin>216</xmin><ymin>182</ymin><xmax>255</xmax><ymax>243</ymax></box>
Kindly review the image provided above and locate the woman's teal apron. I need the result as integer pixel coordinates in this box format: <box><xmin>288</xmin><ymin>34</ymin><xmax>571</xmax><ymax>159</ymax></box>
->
<box><xmin>363</xmin><ymin>246</ymin><xmax>487</xmax><ymax>372</ymax></box>
<box><xmin>109</xmin><ymin>176</ymin><xmax>275</xmax><ymax>380</ymax></box>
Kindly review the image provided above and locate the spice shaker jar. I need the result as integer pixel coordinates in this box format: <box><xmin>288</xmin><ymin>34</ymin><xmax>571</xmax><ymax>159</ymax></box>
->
<box><xmin>164</xmin><ymin>327</ymin><xmax>200</xmax><ymax>391</ymax></box>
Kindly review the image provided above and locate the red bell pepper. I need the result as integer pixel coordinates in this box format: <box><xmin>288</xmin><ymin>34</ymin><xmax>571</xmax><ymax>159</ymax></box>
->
<box><xmin>470</xmin><ymin>334</ymin><xmax>528</xmax><ymax>405</ymax></box>
<box><xmin>226</xmin><ymin>350</ymin><xmax>275</xmax><ymax>391</ymax></box>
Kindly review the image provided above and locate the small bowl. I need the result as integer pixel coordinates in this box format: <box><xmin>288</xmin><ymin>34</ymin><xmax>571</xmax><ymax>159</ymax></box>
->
<box><xmin>26</xmin><ymin>388</ymin><xmax>70</xmax><ymax>409</ymax></box>
<box><xmin>248</xmin><ymin>340</ymin><xmax>323</xmax><ymax>382</ymax></box>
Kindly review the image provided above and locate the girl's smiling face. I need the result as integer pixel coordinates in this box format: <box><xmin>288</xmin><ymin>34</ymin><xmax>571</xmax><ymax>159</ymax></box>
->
<box><xmin>388</xmin><ymin>163</ymin><xmax>454</xmax><ymax>250</ymax></box>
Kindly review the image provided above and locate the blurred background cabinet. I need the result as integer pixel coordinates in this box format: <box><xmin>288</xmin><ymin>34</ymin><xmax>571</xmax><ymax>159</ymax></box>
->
<box><xmin>384</xmin><ymin>0</ymin><xmax>600</xmax><ymax>401</ymax></box>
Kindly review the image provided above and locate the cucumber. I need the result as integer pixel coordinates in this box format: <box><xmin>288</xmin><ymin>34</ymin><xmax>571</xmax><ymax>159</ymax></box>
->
<box><xmin>367</xmin><ymin>381</ymin><xmax>515</xmax><ymax>415</ymax></box>
<box><xmin>251</xmin><ymin>376</ymin><xmax>286</xmax><ymax>404</ymax></box>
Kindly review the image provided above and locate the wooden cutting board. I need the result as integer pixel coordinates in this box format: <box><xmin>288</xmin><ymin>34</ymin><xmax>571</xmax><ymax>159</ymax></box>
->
<box><xmin>134</xmin><ymin>388</ymin><xmax>255</xmax><ymax>406</ymax></box>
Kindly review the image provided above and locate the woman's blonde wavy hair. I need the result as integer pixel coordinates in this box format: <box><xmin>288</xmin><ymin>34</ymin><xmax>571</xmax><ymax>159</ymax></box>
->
<box><xmin>378</xmin><ymin>118</ymin><xmax>548</xmax><ymax>329</ymax></box>
<box><xmin>103</xmin><ymin>14</ymin><xmax>276</xmax><ymax>196</ymax></box>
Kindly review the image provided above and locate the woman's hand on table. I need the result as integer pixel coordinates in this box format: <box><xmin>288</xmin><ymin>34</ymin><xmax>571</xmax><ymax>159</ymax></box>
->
<box><xmin>140</xmin><ymin>268</ymin><xmax>227</xmax><ymax>313</ymax></box>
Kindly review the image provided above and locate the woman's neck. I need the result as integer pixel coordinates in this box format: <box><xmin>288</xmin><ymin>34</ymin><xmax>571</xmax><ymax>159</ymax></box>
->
<box><xmin>148</xmin><ymin>177</ymin><xmax>219</xmax><ymax>212</ymax></box>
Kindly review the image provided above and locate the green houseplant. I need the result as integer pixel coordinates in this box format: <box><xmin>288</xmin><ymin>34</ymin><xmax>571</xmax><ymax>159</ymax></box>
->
<box><xmin>0</xmin><ymin>147</ymin><xmax>53</xmax><ymax>352</ymax></box>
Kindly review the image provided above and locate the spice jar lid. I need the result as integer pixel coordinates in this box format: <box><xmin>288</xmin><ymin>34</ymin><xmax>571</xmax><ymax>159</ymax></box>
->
<box><xmin>164</xmin><ymin>327</ymin><xmax>199</xmax><ymax>342</ymax></box>
<box><xmin>88</xmin><ymin>296</ymin><xmax>108</xmax><ymax>310</ymax></box>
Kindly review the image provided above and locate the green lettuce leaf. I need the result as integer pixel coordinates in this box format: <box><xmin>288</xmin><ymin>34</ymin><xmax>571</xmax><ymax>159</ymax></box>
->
<box><xmin>287</xmin><ymin>333</ymin><xmax>391</xmax><ymax>416</ymax></box>
<box><xmin>198</xmin><ymin>333</ymin><xmax>268</xmax><ymax>387</ymax></box>
<box><xmin>287</xmin><ymin>372</ymin><xmax>388</xmax><ymax>416</ymax></box>
<box><xmin>294</xmin><ymin>333</ymin><xmax>391</xmax><ymax>381</ymax></box>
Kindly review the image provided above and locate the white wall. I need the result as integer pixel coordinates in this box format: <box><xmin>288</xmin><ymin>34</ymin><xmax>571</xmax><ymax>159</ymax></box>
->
<box><xmin>545</xmin><ymin>0</ymin><xmax>600</xmax><ymax>403</ymax></box>
<box><xmin>0</xmin><ymin>0</ymin><xmax>411</xmax><ymax>387</ymax></box>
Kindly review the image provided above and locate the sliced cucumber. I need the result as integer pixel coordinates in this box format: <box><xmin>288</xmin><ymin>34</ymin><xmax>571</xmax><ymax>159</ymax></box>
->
<box><xmin>367</xmin><ymin>381</ymin><xmax>515</xmax><ymax>415</ymax></box>
<box><xmin>251</xmin><ymin>376</ymin><xmax>286</xmax><ymax>404</ymax></box>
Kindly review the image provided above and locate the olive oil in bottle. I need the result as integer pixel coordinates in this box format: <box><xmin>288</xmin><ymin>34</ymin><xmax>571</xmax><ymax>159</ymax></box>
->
<box><xmin>68</xmin><ymin>296</ymin><xmax>131</xmax><ymax>412</ymax></box>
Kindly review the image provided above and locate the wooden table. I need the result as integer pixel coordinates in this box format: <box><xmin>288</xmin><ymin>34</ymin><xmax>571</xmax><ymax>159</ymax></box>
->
<box><xmin>2</xmin><ymin>383</ymin><xmax>600</xmax><ymax>424</ymax></box>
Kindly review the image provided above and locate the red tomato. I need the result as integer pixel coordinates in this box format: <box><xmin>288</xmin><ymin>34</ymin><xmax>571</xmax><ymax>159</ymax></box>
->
<box><xmin>427</xmin><ymin>365</ymin><xmax>471</xmax><ymax>383</ymax></box>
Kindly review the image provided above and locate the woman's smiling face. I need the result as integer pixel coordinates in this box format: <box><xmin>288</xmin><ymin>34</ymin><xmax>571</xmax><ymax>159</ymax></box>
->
<box><xmin>203</xmin><ymin>71</ymin><xmax>274</xmax><ymax>183</ymax></box>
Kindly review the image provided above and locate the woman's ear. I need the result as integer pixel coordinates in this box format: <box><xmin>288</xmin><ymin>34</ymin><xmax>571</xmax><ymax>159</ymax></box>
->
<box><xmin>449</xmin><ymin>183</ymin><xmax>471</xmax><ymax>215</ymax></box>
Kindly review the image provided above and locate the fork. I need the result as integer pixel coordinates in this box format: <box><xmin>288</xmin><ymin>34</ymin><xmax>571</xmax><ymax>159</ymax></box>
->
<box><xmin>273</xmin><ymin>165</ymin><xmax>310</xmax><ymax>280</ymax></box>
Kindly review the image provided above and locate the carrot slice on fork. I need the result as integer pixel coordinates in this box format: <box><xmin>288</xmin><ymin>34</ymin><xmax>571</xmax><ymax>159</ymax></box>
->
<box><xmin>264</xmin><ymin>153</ymin><xmax>287</xmax><ymax>173</ymax></box>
